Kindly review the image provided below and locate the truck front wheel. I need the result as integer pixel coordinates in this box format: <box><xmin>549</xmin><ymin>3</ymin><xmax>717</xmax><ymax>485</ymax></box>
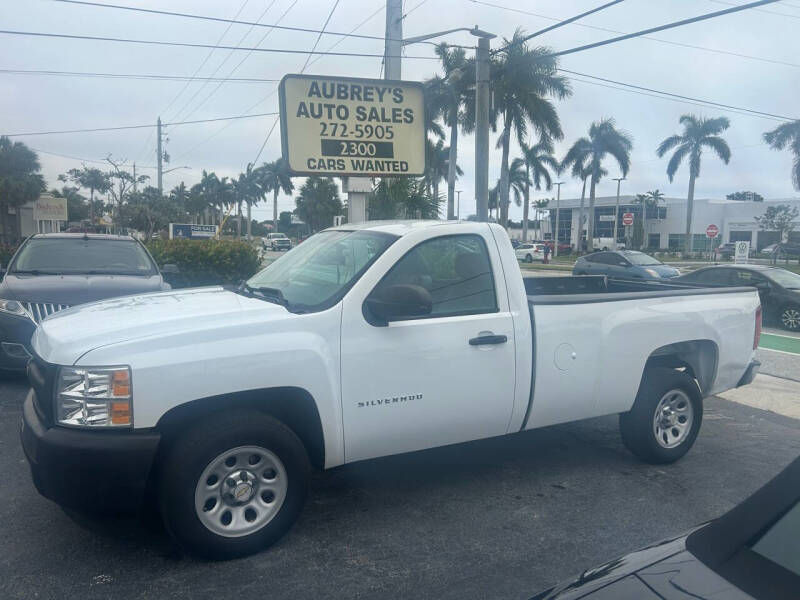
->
<box><xmin>619</xmin><ymin>368</ymin><xmax>703</xmax><ymax>464</ymax></box>
<box><xmin>158</xmin><ymin>411</ymin><xmax>310</xmax><ymax>559</ymax></box>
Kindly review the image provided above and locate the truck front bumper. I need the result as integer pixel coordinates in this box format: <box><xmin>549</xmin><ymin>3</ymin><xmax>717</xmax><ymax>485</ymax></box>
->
<box><xmin>20</xmin><ymin>390</ymin><xmax>160</xmax><ymax>513</ymax></box>
<box><xmin>737</xmin><ymin>360</ymin><xmax>760</xmax><ymax>388</ymax></box>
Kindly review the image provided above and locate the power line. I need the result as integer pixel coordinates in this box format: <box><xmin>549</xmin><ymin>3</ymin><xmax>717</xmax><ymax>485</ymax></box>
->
<box><xmin>403</xmin><ymin>0</ymin><xmax>432</xmax><ymax>19</ymax></box>
<box><xmin>300</xmin><ymin>0</ymin><xmax>341</xmax><ymax>73</ymax></box>
<box><xmin>560</xmin><ymin>69</ymin><xmax>795</xmax><ymax>121</ymax></box>
<box><xmin>0</xmin><ymin>29</ymin><xmax>438</xmax><ymax>60</ymax></box>
<box><xmin>536</xmin><ymin>0</ymin><xmax>783</xmax><ymax>60</ymax></box>
<box><xmin>4</xmin><ymin>111</ymin><xmax>279</xmax><ymax>137</ymax></box>
<box><xmin>707</xmin><ymin>0</ymin><xmax>800</xmax><ymax>18</ymax></box>
<box><xmin>50</xmin><ymin>0</ymin><xmax>422</xmax><ymax>45</ymax></box>
<box><xmin>168</xmin><ymin>0</ymin><xmax>279</xmax><ymax>124</ymax></box>
<box><xmin>497</xmin><ymin>0</ymin><xmax>626</xmax><ymax>52</ymax></box>
<box><xmin>305</xmin><ymin>4</ymin><xmax>385</xmax><ymax>70</ymax></box>
<box><xmin>468</xmin><ymin>0</ymin><xmax>799</xmax><ymax>68</ymax></box>
<box><xmin>0</xmin><ymin>68</ymin><xmax>279</xmax><ymax>82</ymax></box>
<box><xmin>33</xmin><ymin>146</ymin><xmax>160</xmax><ymax>168</ymax></box>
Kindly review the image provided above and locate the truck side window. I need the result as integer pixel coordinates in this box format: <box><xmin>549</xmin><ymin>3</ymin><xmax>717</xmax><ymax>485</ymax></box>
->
<box><xmin>377</xmin><ymin>234</ymin><xmax>498</xmax><ymax>318</ymax></box>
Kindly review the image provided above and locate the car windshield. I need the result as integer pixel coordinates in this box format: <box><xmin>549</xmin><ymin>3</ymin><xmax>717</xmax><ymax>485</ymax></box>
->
<box><xmin>10</xmin><ymin>238</ymin><xmax>156</xmax><ymax>275</ymax></box>
<box><xmin>245</xmin><ymin>230</ymin><xmax>396</xmax><ymax>312</ymax></box>
<box><xmin>765</xmin><ymin>268</ymin><xmax>800</xmax><ymax>289</ymax></box>
<box><xmin>623</xmin><ymin>252</ymin><xmax>662</xmax><ymax>266</ymax></box>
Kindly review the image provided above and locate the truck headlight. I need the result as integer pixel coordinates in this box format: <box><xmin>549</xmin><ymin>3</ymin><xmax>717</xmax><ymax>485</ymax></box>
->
<box><xmin>0</xmin><ymin>299</ymin><xmax>29</xmax><ymax>317</ymax></box>
<box><xmin>56</xmin><ymin>366</ymin><xmax>132</xmax><ymax>428</ymax></box>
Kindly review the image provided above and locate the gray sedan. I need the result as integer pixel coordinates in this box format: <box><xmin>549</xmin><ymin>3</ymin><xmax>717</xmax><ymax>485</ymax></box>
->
<box><xmin>573</xmin><ymin>250</ymin><xmax>680</xmax><ymax>280</ymax></box>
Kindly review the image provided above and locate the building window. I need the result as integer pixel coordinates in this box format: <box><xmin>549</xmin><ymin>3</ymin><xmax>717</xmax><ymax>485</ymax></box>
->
<box><xmin>648</xmin><ymin>233</ymin><xmax>660</xmax><ymax>249</ymax></box>
<box><xmin>668</xmin><ymin>234</ymin><xmax>684</xmax><ymax>250</ymax></box>
<box><xmin>729</xmin><ymin>231</ymin><xmax>752</xmax><ymax>243</ymax></box>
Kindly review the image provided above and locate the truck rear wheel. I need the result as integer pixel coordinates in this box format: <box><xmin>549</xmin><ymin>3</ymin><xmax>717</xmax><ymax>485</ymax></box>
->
<box><xmin>158</xmin><ymin>411</ymin><xmax>310</xmax><ymax>560</ymax></box>
<box><xmin>619</xmin><ymin>368</ymin><xmax>702</xmax><ymax>464</ymax></box>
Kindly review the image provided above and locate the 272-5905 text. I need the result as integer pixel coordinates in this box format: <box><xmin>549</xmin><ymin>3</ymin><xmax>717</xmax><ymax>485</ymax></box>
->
<box><xmin>319</xmin><ymin>122</ymin><xmax>394</xmax><ymax>139</ymax></box>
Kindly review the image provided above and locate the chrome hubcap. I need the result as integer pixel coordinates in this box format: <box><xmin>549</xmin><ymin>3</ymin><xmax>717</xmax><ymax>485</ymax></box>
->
<box><xmin>653</xmin><ymin>389</ymin><xmax>693</xmax><ymax>449</ymax></box>
<box><xmin>194</xmin><ymin>445</ymin><xmax>288</xmax><ymax>538</ymax></box>
<box><xmin>782</xmin><ymin>308</ymin><xmax>800</xmax><ymax>330</ymax></box>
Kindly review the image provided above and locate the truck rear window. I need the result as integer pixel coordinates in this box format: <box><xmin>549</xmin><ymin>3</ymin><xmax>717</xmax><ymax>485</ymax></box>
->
<box><xmin>11</xmin><ymin>238</ymin><xmax>156</xmax><ymax>276</ymax></box>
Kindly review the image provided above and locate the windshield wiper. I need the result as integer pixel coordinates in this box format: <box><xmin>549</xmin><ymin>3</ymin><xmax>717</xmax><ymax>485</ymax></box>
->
<box><xmin>237</xmin><ymin>282</ymin><xmax>290</xmax><ymax>308</ymax></box>
<box><xmin>11</xmin><ymin>269</ymin><xmax>62</xmax><ymax>275</ymax></box>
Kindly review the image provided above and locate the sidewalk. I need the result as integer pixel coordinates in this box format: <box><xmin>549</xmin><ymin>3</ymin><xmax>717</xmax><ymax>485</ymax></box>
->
<box><xmin>719</xmin><ymin>374</ymin><xmax>800</xmax><ymax>420</ymax></box>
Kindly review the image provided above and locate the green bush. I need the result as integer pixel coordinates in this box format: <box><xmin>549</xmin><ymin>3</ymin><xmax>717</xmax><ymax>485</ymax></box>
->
<box><xmin>0</xmin><ymin>243</ymin><xmax>19</xmax><ymax>267</ymax></box>
<box><xmin>147</xmin><ymin>239</ymin><xmax>261</xmax><ymax>288</ymax></box>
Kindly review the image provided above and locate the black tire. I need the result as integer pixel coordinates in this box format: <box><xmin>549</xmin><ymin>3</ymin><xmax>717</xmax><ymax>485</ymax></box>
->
<box><xmin>158</xmin><ymin>410</ymin><xmax>310</xmax><ymax>560</ymax></box>
<box><xmin>619</xmin><ymin>368</ymin><xmax>703</xmax><ymax>464</ymax></box>
<box><xmin>525</xmin><ymin>254</ymin><xmax>533</xmax><ymax>263</ymax></box>
<box><xmin>779</xmin><ymin>304</ymin><xmax>800</xmax><ymax>331</ymax></box>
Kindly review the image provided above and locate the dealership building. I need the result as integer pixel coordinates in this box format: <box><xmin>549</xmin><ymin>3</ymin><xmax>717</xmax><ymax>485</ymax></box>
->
<box><xmin>547</xmin><ymin>195</ymin><xmax>800</xmax><ymax>251</ymax></box>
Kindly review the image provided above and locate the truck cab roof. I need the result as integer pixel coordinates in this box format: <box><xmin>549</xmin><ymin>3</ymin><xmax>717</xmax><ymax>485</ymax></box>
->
<box><xmin>328</xmin><ymin>219</ymin><xmax>473</xmax><ymax>237</ymax></box>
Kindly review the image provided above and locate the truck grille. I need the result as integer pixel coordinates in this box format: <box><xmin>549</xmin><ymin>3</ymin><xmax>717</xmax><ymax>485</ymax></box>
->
<box><xmin>23</xmin><ymin>302</ymin><xmax>70</xmax><ymax>323</ymax></box>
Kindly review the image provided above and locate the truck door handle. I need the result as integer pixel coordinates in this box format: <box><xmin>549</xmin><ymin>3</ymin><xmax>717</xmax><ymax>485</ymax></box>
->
<box><xmin>469</xmin><ymin>334</ymin><xmax>508</xmax><ymax>346</ymax></box>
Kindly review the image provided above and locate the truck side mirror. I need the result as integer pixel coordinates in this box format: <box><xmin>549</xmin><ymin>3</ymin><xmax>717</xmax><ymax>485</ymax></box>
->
<box><xmin>364</xmin><ymin>284</ymin><xmax>432</xmax><ymax>326</ymax></box>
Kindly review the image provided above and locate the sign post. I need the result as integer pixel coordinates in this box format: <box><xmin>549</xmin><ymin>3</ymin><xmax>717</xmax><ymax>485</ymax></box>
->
<box><xmin>706</xmin><ymin>224</ymin><xmax>719</xmax><ymax>262</ymax></box>
<box><xmin>278</xmin><ymin>74</ymin><xmax>426</xmax><ymax>178</ymax></box>
<box><xmin>734</xmin><ymin>241</ymin><xmax>750</xmax><ymax>264</ymax></box>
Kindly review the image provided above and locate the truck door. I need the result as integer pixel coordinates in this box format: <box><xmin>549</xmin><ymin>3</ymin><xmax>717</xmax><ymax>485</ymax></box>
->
<box><xmin>339</xmin><ymin>232</ymin><xmax>516</xmax><ymax>463</ymax></box>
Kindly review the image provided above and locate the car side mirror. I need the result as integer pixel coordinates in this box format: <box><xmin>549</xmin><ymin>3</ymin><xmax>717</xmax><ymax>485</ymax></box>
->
<box><xmin>755</xmin><ymin>281</ymin><xmax>770</xmax><ymax>293</ymax></box>
<box><xmin>364</xmin><ymin>284</ymin><xmax>432</xmax><ymax>326</ymax></box>
<box><xmin>161</xmin><ymin>263</ymin><xmax>179</xmax><ymax>274</ymax></box>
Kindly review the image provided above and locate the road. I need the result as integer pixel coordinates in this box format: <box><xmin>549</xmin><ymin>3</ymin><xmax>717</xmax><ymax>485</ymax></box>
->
<box><xmin>1</xmin><ymin>375</ymin><xmax>799</xmax><ymax>600</ymax></box>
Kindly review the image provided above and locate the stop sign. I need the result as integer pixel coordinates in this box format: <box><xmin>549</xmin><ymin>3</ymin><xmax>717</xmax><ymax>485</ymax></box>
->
<box><xmin>706</xmin><ymin>224</ymin><xmax>719</xmax><ymax>238</ymax></box>
<box><xmin>622</xmin><ymin>212</ymin><xmax>634</xmax><ymax>226</ymax></box>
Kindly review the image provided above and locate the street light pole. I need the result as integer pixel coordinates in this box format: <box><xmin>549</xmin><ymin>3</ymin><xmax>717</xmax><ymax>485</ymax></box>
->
<box><xmin>456</xmin><ymin>190</ymin><xmax>462</xmax><ymax>219</ymax></box>
<box><xmin>553</xmin><ymin>181</ymin><xmax>564</xmax><ymax>258</ymax></box>
<box><xmin>612</xmin><ymin>176</ymin><xmax>625</xmax><ymax>248</ymax></box>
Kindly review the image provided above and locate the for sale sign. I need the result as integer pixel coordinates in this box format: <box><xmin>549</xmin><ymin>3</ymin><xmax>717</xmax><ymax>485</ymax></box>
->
<box><xmin>279</xmin><ymin>74</ymin><xmax>426</xmax><ymax>177</ymax></box>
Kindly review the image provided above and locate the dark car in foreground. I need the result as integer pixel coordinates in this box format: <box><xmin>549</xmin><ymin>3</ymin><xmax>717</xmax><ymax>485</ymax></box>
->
<box><xmin>532</xmin><ymin>456</ymin><xmax>800</xmax><ymax>599</ymax></box>
<box><xmin>677</xmin><ymin>264</ymin><xmax>800</xmax><ymax>330</ymax></box>
<box><xmin>573</xmin><ymin>250</ymin><xmax>680</xmax><ymax>280</ymax></box>
<box><xmin>0</xmin><ymin>233</ymin><xmax>174</xmax><ymax>371</ymax></box>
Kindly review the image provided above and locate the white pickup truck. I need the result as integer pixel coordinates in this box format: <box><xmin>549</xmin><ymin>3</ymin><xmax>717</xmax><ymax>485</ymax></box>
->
<box><xmin>20</xmin><ymin>221</ymin><xmax>761</xmax><ymax>559</ymax></box>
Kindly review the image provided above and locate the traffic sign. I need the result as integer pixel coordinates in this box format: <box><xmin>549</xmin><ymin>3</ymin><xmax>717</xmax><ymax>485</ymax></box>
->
<box><xmin>279</xmin><ymin>74</ymin><xmax>426</xmax><ymax>177</ymax></box>
<box><xmin>706</xmin><ymin>224</ymin><xmax>719</xmax><ymax>238</ymax></box>
<box><xmin>622</xmin><ymin>212</ymin><xmax>634</xmax><ymax>226</ymax></box>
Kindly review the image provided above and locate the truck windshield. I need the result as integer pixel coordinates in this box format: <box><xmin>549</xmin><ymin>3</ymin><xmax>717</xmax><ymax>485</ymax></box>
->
<box><xmin>10</xmin><ymin>238</ymin><xmax>157</xmax><ymax>275</ymax></box>
<box><xmin>246</xmin><ymin>230</ymin><xmax>396</xmax><ymax>312</ymax></box>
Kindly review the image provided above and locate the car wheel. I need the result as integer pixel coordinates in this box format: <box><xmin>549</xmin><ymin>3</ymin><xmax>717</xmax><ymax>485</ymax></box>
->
<box><xmin>159</xmin><ymin>410</ymin><xmax>310</xmax><ymax>560</ymax></box>
<box><xmin>525</xmin><ymin>254</ymin><xmax>533</xmax><ymax>263</ymax></box>
<box><xmin>619</xmin><ymin>367</ymin><xmax>702</xmax><ymax>464</ymax></box>
<box><xmin>780</xmin><ymin>305</ymin><xmax>800</xmax><ymax>331</ymax></box>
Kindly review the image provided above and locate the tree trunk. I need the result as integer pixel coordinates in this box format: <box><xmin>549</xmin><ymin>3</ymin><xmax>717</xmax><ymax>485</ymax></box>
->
<box><xmin>522</xmin><ymin>165</ymin><xmax>530</xmax><ymax>242</ymax></box>
<box><xmin>499</xmin><ymin>123</ymin><xmax>511</xmax><ymax>227</ymax></box>
<box><xmin>447</xmin><ymin>119</ymin><xmax>458</xmax><ymax>220</ymax></box>
<box><xmin>89</xmin><ymin>188</ymin><xmax>95</xmax><ymax>227</ymax></box>
<box><xmin>587</xmin><ymin>176</ymin><xmax>597</xmax><ymax>251</ymax></box>
<box><xmin>578</xmin><ymin>177</ymin><xmax>587</xmax><ymax>254</ymax></box>
<box><xmin>237</xmin><ymin>201</ymin><xmax>242</xmax><ymax>237</ymax></box>
<box><xmin>433</xmin><ymin>181</ymin><xmax>439</xmax><ymax>213</ymax></box>
<box><xmin>641</xmin><ymin>204</ymin><xmax>647</xmax><ymax>250</ymax></box>
<box><xmin>273</xmin><ymin>189</ymin><xmax>278</xmax><ymax>231</ymax></box>
<box><xmin>247</xmin><ymin>203</ymin><xmax>252</xmax><ymax>240</ymax></box>
<box><xmin>684</xmin><ymin>171</ymin><xmax>696</xmax><ymax>257</ymax></box>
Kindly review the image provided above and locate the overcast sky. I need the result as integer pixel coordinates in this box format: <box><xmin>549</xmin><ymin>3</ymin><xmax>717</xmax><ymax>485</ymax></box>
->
<box><xmin>2</xmin><ymin>0</ymin><xmax>799</xmax><ymax>222</ymax></box>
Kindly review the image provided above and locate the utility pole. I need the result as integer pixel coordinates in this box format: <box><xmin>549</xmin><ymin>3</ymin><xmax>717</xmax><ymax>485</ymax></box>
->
<box><xmin>456</xmin><ymin>190</ymin><xmax>462</xmax><ymax>220</ymax></box>
<box><xmin>474</xmin><ymin>33</ymin><xmax>492</xmax><ymax>223</ymax></box>
<box><xmin>133</xmin><ymin>162</ymin><xmax>137</xmax><ymax>193</ymax></box>
<box><xmin>612</xmin><ymin>176</ymin><xmax>625</xmax><ymax>249</ymax></box>
<box><xmin>553</xmin><ymin>181</ymin><xmax>564</xmax><ymax>258</ymax></box>
<box><xmin>384</xmin><ymin>0</ymin><xmax>402</xmax><ymax>79</ymax></box>
<box><xmin>156</xmin><ymin>117</ymin><xmax>163</xmax><ymax>195</ymax></box>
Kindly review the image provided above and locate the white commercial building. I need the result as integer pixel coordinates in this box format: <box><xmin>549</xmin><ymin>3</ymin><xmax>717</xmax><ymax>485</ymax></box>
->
<box><xmin>548</xmin><ymin>195</ymin><xmax>800</xmax><ymax>251</ymax></box>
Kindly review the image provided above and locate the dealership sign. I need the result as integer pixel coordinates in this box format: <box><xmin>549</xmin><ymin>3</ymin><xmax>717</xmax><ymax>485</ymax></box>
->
<box><xmin>33</xmin><ymin>196</ymin><xmax>67</xmax><ymax>221</ymax></box>
<box><xmin>279</xmin><ymin>74</ymin><xmax>426</xmax><ymax>177</ymax></box>
<box><xmin>169</xmin><ymin>224</ymin><xmax>218</xmax><ymax>239</ymax></box>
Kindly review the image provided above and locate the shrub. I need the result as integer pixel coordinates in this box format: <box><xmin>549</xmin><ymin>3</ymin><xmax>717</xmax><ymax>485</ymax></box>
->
<box><xmin>0</xmin><ymin>243</ymin><xmax>19</xmax><ymax>267</ymax></box>
<box><xmin>147</xmin><ymin>238</ymin><xmax>261</xmax><ymax>288</ymax></box>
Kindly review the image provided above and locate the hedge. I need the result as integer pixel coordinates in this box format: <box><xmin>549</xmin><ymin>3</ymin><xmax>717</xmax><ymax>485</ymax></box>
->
<box><xmin>147</xmin><ymin>238</ymin><xmax>261</xmax><ymax>288</ymax></box>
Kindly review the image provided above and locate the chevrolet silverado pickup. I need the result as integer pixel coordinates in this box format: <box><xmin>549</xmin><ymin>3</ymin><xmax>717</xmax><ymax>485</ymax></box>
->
<box><xmin>20</xmin><ymin>221</ymin><xmax>761</xmax><ymax>559</ymax></box>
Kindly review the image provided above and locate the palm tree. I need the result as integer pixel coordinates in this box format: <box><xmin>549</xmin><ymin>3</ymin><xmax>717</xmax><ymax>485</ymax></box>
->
<box><xmin>369</xmin><ymin>178</ymin><xmax>441</xmax><ymax>220</ymax></box>
<box><xmin>259</xmin><ymin>158</ymin><xmax>293</xmax><ymax>231</ymax></box>
<box><xmin>532</xmin><ymin>198</ymin><xmax>551</xmax><ymax>239</ymax></box>
<box><xmin>763</xmin><ymin>120</ymin><xmax>800</xmax><ymax>191</ymax></box>
<box><xmin>644</xmin><ymin>189</ymin><xmax>664</xmax><ymax>248</ymax></box>
<box><xmin>657</xmin><ymin>115</ymin><xmax>731</xmax><ymax>256</ymax></box>
<box><xmin>294</xmin><ymin>176</ymin><xmax>342</xmax><ymax>232</ymax></box>
<box><xmin>519</xmin><ymin>139</ymin><xmax>558</xmax><ymax>241</ymax></box>
<box><xmin>492</xmin><ymin>30</ymin><xmax>570</xmax><ymax>227</ymax></box>
<box><xmin>561</xmin><ymin>119</ymin><xmax>633</xmax><ymax>251</ymax></box>
<box><xmin>426</xmin><ymin>43</ymin><xmax>474</xmax><ymax>219</ymax></box>
<box><xmin>0</xmin><ymin>137</ymin><xmax>45</xmax><ymax>241</ymax></box>
<box><xmin>241</xmin><ymin>162</ymin><xmax>262</xmax><ymax>240</ymax></box>
<box><xmin>58</xmin><ymin>165</ymin><xmax>110</xmax><ymax>227</ymax></box>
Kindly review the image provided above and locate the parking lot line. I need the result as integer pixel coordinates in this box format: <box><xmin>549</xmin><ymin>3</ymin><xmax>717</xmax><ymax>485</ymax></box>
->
<box><xmin>759</xmin><ymin>333</ymin><xmax>800</xmax><ymax>355</ymax></box>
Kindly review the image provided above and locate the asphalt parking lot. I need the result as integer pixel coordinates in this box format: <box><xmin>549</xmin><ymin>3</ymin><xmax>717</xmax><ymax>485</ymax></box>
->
<box><xmin>1</xmin><ymin>375</ymin><xmax>799</xmax><ymax>600</ymax></box>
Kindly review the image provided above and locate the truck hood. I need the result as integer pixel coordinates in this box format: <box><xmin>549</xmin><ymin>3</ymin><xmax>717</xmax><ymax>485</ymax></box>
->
<box><xmin>31</xmin><ymin>286</ymin><xmax>289</xmax><ymax>365</ymax></box>
<box><xmin>0</xmin><ymin>273</ymin><xmax>166</xmax><ymax>304</ymax></box>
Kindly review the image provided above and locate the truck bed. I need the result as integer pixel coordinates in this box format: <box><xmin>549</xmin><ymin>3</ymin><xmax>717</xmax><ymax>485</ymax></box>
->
<box><xmin>525</xmin><ymin>275</ymin><xmax>754</xmax><ymax>304</ymax></box>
